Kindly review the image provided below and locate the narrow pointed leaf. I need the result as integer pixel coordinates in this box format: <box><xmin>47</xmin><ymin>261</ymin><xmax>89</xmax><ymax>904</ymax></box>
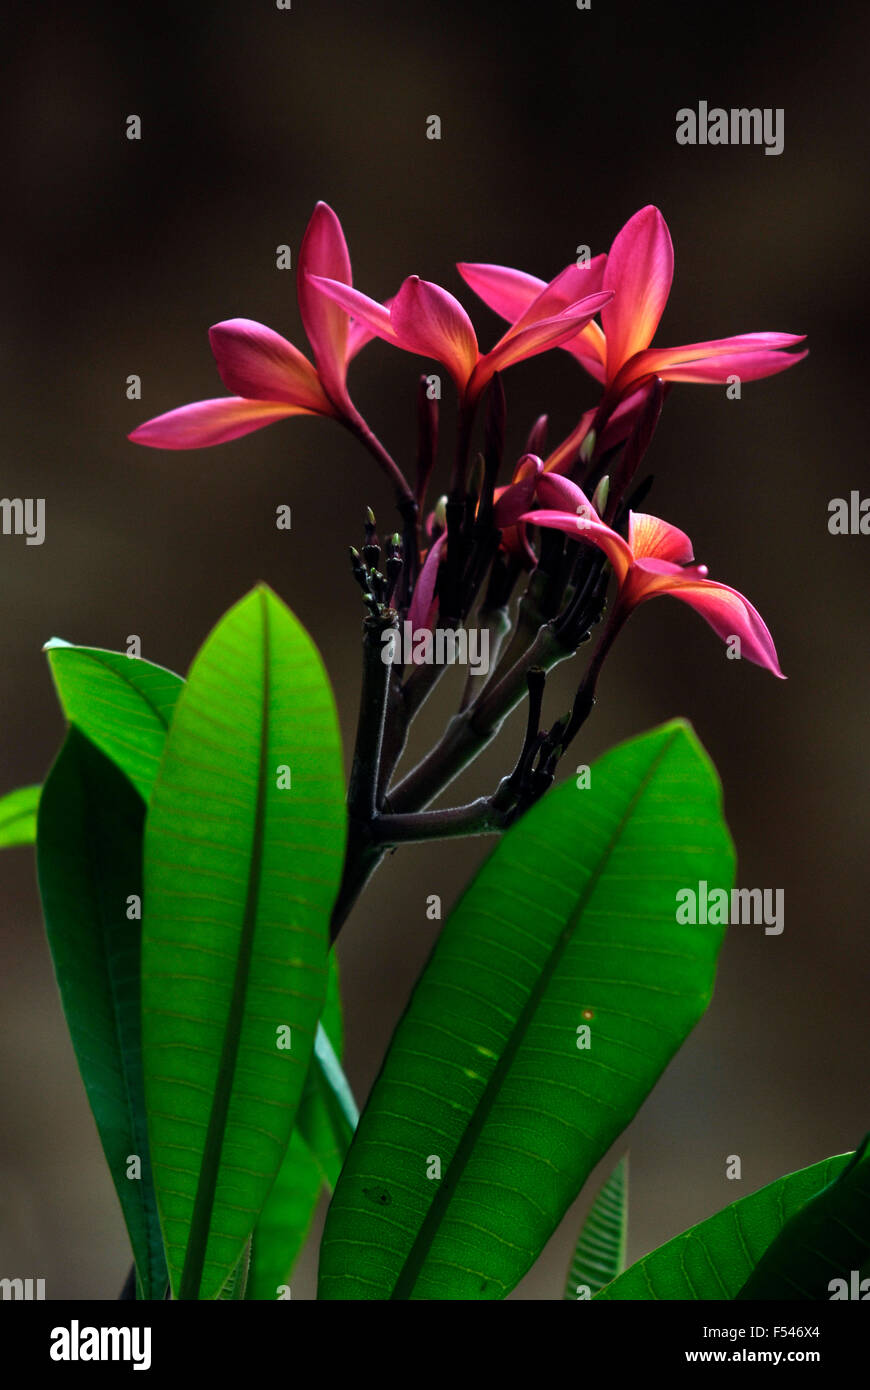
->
<box><xmin>597</xmin><ymin>1152</ymin><xmax>856</xmax><ymax>1299</ymax></box>
<box><xmin>735</xmin><ymin>1136</ymin><xmax>870</xmax><ymax>1299</ymax></box>
<box><xmin>247</xmin><ymin>954</ymin><xmax>355</xmax><ymax>1298</ymax></box>
<box><xmin>565</xmin><ymin>1155</ymin><xmax>628</xmax><ymax>1299</ymax></box>
<box><xmin>246</xmin><ymin>1135</ymin><xmax>323</xmax><ymax>1300</ymax></box>
<box><xmin>295</xmin><ymin>951</ymin><xmax>357</xmax><ymax>1189</ymax></box>
<box><xmin>320</xmin><ymin>719</ymin><xmax>734</xmax><ymax>1299</ymax></box>
<box><xmin>0</xmin><ymin>784</ymin><xmax>40</xmax><ymax>847</ymax></box>
<box><xmin>142</xmin><ymin>586</ymin><xmax>345</xmax><ymax>1300</ymax></box>
<box><xmin>45</xmin><ymin>640</ymin><xmax>182</xmax><ymax>801</ymax></box>
<box><xmin>297</xmin><ymin>1027</ymin><xmax>359</xmax><ymax>1192</ymax></box>
<box><xmin>36</xmin><ymin>730</ymin><xmax>168</xmax><ymax>1299</ymax></box>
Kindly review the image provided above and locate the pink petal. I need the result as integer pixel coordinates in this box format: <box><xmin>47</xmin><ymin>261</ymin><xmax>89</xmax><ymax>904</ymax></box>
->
<box><xmin>209</xmin><ymin>319</ymin><xmax>334</xmax><ymax>413</ymax></box>
<box><xmin>390</xmin><ymin>276</ymin><xmax>479</xmax><ymax>390</ymax></box>
<box><xmin>345</xmin><ymin>292</ymin><xmax>396</xmax><ymax>363</ymax></box>
<box><xmin>636</xmin><ymin>331</ymin><xmax>805</xmax><ymax>369</ymax></box>
<box><xmin>626</xmin><ymin>559</ymin><xmax>785</xmax><ymax>677</ymax></box>
<box><xmin>345</xmin><ymin>318</ymin><xmax>375</xmax><ymax>361</ymax></box>
<box><xmin>297</xmin><ymin>202</ymin><xmax>353</xmax><ymax>409</ymax></box>
<box><xmin>602</xmin><ymin>206</ymin><xmax>674</xmax><ymax>379</ymax></box>
<box><xmin>455</xmin><ymin>262</ymin><xmax>547</xmax><ymax>325</ymax></box>
<box><xmin>628</xmin><ymin>512</ymin><xmax>694</xmax><ymax>564</ymax></box>
<box><xmin>511</xmin><ymin>259</ymin><xmax>607</xmax><ymax>330</ymax></box>
<box><xmin>128</xmin><ymin>397</ymin><xmax>307</xmax><ymax>450</ymax></box>
<box><xmin>407</xmin><ymin>530</ymin><xmax>448</xmax><ymax>633</ymax></box>
<box><xmin>518</xmin><ymin>508</ymin><xmax>633</xmax><ymax>582</ymax></box>
<box><xmin>492</xmin><ymin>455</ymin><xmax>543</xmax><ymax>527</ymax></box>
<box><xmin>612</xmin><ymin>335</ymin><xmax>807</xmax><ymax>393</ymax></box>
<box><xmin>535</xmin><ymin>472</ymin><xmax>594</xmax><ymax>515</ymax></box>
<box><xmin>474</xmin><ymin>292</ymin><xmax>612</xmax><ymax>398</ymax></box>
<box><xmin>653</xmin><ymin>348</ymin><xmax>808</xmax><ymax>386</ymax></box>
<box><xmin>306</xmin><ymin>275</ymin><xmax>395</xmax><ymax>344</ymax></box>
<box><xmin>459</xmin><ymin>260</ymin><xmax>609</xmax><ymax>383</ymax></box>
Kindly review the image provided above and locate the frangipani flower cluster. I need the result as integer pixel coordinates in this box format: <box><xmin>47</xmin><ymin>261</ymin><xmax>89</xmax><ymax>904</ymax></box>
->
<box><xmin>131</xmin><ymin>201</ymin><xmax>804</xmax><ymax>746</ymax></box>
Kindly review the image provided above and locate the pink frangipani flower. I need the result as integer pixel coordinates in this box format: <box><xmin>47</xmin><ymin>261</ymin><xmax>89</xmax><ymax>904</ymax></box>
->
<box><xmin>596</xmin><ymin>206</ymin><xmax>806</xmax><ymax>408</ymax></box>
<box><xmin>521</xmin><ymin>473</ymin><xmax>784</xmax><ymax>677</ymax></box>
<box><xmin>306</xmin><ymin>269</ymin><xmax>613</xmax><ymax>409</ymax></box>
<box><xmin>459</xmin><ymin>206</ymin><xmax>807</xmax><ymax>416</ymax></box>
<box><xmin>129</xmin><ymin>203</ymin><xmax>380</xmax><ymax>451</ymax></box>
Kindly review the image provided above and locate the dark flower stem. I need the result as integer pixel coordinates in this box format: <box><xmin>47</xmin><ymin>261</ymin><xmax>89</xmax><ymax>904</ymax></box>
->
<box><xmin>387</xmin><ymin>621</ymin><xmax>576</xmax><ymax>814</ymax></box>
<box><xmin>331</xmin><ymin>612</ymin><xmax>398</xmax><ymax>940</ymax></box>
<box><xmin>373</xmin><ymin>797</ymin><xmax>503</xmax><ymax>845</ymax></box>
<box><xmin>343</xmin><ymin>411</ymin><xmax>416</xmax><ymax>512</ymax></box>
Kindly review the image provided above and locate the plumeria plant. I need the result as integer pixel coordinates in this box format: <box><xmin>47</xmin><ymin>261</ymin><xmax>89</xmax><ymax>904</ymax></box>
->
<box><xmin>3</xmin><ymin>202</ymin><xmax>868</xmax><ymax>1301</ymax></box>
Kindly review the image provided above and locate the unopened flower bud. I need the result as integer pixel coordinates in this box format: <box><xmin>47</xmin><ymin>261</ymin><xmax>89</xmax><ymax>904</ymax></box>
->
<box><xmin>579</xmin><ymin>429</ymin><xmax>597</xmax><ymax>465</ymax></box>
<box><xmin>591</xmin><ymin>475</ymin><xmax>610</xmax><ymax>516</ymax></box>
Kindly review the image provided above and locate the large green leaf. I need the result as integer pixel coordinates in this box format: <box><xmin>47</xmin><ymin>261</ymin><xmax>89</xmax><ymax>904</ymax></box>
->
<box><xmin>735</xmin><ymin>1136</ymin><xmax>870</xmax><ymax>1299</ymax></box>
<box><xmin>45</xmin><ymin>640</ymin><xmax>182</xmax><ymax>801</ymax></box>
<box><xmin>142</xmin><ymin>586</ymin><xmax>346</xmax><ymax>1300</ymax></box>
<box><xmin>36</xmin><ymin>730</ymin><xmax>167</xmax><ymax>1299</ymax></box>
<box><xmin>47</xmin><ymin>628</ymin><xmax>352</xmax><ymax>1249</ymax></box>
<box><xmin>597</xmin><ymin>1153</ymin><xmax>854</xmax><ymax>1300</ymax></box>
<box><xmin>0</xmin><ymin>784</ymin><xmax>40</xmax><ymax>847</ymax></box>
<box><xmin>319</xmin><ymin>719</ymin><xmax>734</xmax><ymax>1300</ymax></box>
<box><xmin>564</xmin><ymin>1155</ymin><xmax>628</xmax><ymax>1299</ymax></box>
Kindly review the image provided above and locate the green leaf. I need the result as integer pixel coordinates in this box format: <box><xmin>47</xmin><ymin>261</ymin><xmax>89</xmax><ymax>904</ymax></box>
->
<box><xmin>735</xmin><ymin>1136</ymin><xmax>870</xmax><ymax>1299</ymax></box>
<box><xmin>36</xmin><ymin>729</ymin><xmax>168</xmax><ymax>1300</ymax></box>
<box><xmin>219</xmin><ymin>1239</ymin><xmax>252</xmax><ymax>1300</ymax></box>
<box><xmin>247</xmin><ymin>955</ymin><xmax>356</xmax><ymax>1300</ymax></box>
<box><xmin>319</xmin><ymin>719</ymin><xmax>734</xmax><ymax>1300</ymax></box>
<box><xmin>297</xmin><ymin>1026</ymin><xmax>359</xmax><ymax>1192</ymax></box>
<box><xmin>45</xmin><ymin>640</ymin><xmax>182</xmax><ymax>801</ymax></box>
<box><xmin>46</xmin><ymin>622</ymin><xmax>353</xmax><ymax>1293</ymax></box>
<box><xmin>296</xmin><ymin>950</ymin><xmax>358</xmax><ymax>1192</ymax></box>
<box><xmin>0</xmin><ymin>784</ymin><xmax>40</xmax><ymax>847</ymax></box>
<box><xmin>247</xmin><ymin>1134</ymin><xmax>323</xmax><ymax>1300</ymax></box>
<box><xmin>597</xmin><ymin>1152</ymin><xmax>854</xmax><ymax>1300</ymax></box>
<box><xmin>565</xmin><ymin>1155</ymin><xmax>628</xmax><ymax>1299</ymax></box>
<box><xmin>142</xmin><ymin>586</ymin><xmax>346</xmax><ymax>1300</ymax></box>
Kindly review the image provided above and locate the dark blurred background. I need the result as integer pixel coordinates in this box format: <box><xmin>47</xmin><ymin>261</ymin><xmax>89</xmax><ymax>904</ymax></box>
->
<box><xmin>1</xmin><ymin>0</ymin><xmax>868</xmax><ymax>1299</ymax></box>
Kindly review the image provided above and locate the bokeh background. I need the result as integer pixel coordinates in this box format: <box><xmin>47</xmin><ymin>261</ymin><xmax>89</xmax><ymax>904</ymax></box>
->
<box><xmin>1</xmin><ymin>0</ymin><xmax>868</xmax><ymax>1299</ymax></box>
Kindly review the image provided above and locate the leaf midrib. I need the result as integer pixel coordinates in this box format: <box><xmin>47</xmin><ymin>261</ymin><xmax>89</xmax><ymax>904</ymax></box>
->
<box><xmin>389</xmin><ymin>728</ymin><xmax>680</xmax><ymax>1299</ymax></box>
<box><xmin>53</xmin><ymin>648</ymin><xmax>178</xmax><ymax>731</ymax></box>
